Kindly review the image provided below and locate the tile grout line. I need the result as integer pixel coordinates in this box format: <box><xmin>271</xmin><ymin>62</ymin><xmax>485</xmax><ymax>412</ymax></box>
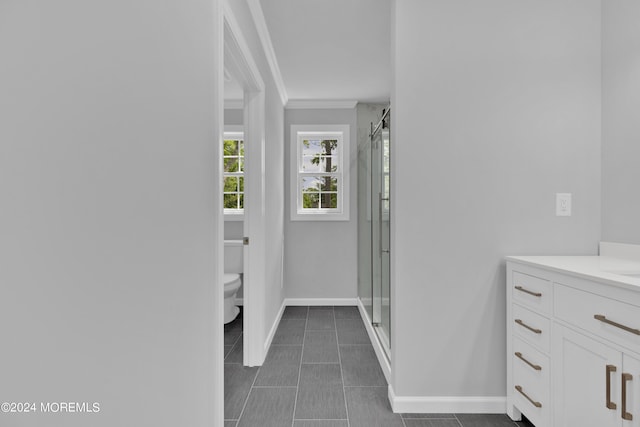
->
<box><xmin>234</xmin><ymin>343</ymin><xmax>262</xmax><ymax>425</ymax></box>
<box><xmin>223</xmin><ymin>316</ymin><xmax>243</xmax><ymax>425</ymax></box>
<box><xmin>228</xmin><ymin>307</ymin><xmax>503</xmax><ymax>427</ymax></box>
<box><xmin>334</xmin><ymin>308</ymin><xmax>351</xmax><ymax>427</ymax></box>
<box><xmin>290</xmin><ymin>306</ymin><xmax>308</xmax><ymax>427</ymax></box>
<box><xmin>224</xmin><ymin>332</ymin><xmax>242</xmax><ymax>364</ymax></box>
<box><xmin>251</xmin><ymin>385</ymin><xmax>298</xmax><ymax>388</ymax></box>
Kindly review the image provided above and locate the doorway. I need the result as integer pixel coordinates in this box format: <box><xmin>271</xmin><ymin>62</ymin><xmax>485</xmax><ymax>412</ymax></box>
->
<box><xmin>222</xmin><ymin>0</ymin><xmax>267</xmax><ymax>369</ymax></box>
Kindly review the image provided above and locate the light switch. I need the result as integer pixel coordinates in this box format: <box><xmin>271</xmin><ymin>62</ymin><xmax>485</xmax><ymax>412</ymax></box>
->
<box><xmin>556</xmin><ymin>193</ymin><xmax>572</xmax><ymax>216</ymax></box>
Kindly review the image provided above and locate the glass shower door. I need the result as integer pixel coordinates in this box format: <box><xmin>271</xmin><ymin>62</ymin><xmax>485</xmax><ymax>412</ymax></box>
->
<box><xmin>357</xmin><ymin>134</ymin><xmax>373</xmax><ymax>322</ymax></box>
<box><xmin>371</xmin><ymin>113</ymin><xmax>391</xmax><ymax>355</ymax></box>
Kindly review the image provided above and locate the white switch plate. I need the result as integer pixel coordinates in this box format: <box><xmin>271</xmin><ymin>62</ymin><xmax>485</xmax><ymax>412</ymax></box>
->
<box><xmin>556</xmin><ymin>193</ymin><xmax>572</xmax><ymax>216</ymax></box>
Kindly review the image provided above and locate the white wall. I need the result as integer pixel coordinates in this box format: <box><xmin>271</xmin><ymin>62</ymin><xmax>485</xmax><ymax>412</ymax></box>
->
<box><xmin>0</xmin><ymin>1</ymin><xmax>219</xmax><ymax>426</ymax></box>
<box><xmin>224</xmin><ymin>0</ymin><xmax>286</xmax><ymax>342</ymax></box>
<box><xmin>392</xmin><ymin>0</ymin><xmax>601</xmax><ymax>399</ymax></box>
<box><xmin>224</xmin><ymin>108</ymin><xmax>244</xmax><ymax>127</ymax></box>
<box><xmin>602</xmin><ymin>1</ymin><xmax>640</xmax><ymax>244</ymax></box>
<box><xmin>284</xmin><ymin>108</ymin><xmax>358</xmax><ymax>300</ymax></box>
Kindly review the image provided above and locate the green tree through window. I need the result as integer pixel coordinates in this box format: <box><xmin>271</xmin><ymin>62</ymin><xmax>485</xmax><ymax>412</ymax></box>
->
<box><xmin>291</xmin><ymin>124</ymin><xmax>349</xmax><ymax>221</ymax></box>
<box><xmin>223</xmin><ymin>136</ymin><xmax>244</xmax><ymax>211</ymax></box>
<box><xmin>301</xmin><ymin>138</ymin><xmax>338</xmax><ymax>209</ymax></box>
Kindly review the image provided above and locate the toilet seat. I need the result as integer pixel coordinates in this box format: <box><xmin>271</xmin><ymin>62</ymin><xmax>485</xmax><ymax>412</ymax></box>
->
<box><xmin>224</xmin><ymin>273</ymin><xmax>241</xmax><ymax>292</ymax></box>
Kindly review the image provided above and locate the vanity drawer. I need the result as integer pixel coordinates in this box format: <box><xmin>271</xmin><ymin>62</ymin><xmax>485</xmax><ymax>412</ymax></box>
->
<box><xmin>512</xmin><ymin>303</ymin><xmax>551</xmax><ymax>353</ymax></box>
<box><xmin>512</xmin><ymin>337</ymin><xmax>550</xmax><ymax>427</ymax></box>
<box><xmin>513</xmin><ymin>335</ymin><xmax>550</xmax><ymax>427</ymax></box>
<box><xmin>512</xmin><ymin>336</ymin><xmax>550</xmax><ymax>388</ymax></box>
<box><xmin>512</xmin><ymin>271</ymin><xmax>552</xmax><ymax>315</ymax></box>
<box><xmin>555</xmin><ymin>283</ymin><xmax>640</xmax><ymax>354</ymax></box>
<box><xmin>512</xmin><ymin>380</ymin><xmax>550</xmax><ymax>427</ymax></box>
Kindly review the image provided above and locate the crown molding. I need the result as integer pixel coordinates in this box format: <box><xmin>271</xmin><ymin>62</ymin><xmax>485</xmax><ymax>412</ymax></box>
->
<box><xmin>286</xmin><ymin>100</ymin><xmax>358</xmax><ymax>110</ymax></box>
<box><xmin>246</xmin><ymin>0</ymin><xmax>288</xmax><ymax>106</ymax></box>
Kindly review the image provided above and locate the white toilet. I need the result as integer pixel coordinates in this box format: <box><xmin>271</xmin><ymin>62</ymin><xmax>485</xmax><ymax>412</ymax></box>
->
<box><xmin>223</xmin><ymin>240</ymin><xmax>243</xmax><ymax>324</ymax></box>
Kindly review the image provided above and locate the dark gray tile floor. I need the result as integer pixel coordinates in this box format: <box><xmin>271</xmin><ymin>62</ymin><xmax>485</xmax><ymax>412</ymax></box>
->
<box><xmin>224</xmin><ymin>305</ymin><xmax>534</xmax><ymax>427</ymax></box>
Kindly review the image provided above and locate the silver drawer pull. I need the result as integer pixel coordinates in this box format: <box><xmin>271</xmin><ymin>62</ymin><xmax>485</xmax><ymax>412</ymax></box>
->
<box><xmin>515</xmin><ymin>385</ymin><xmax>542</xmax><ymax>408</ymax></box>
<box><xmin>515</xmin><ymin>352</ymin><xmax>542</xmax><ymax>371</ymax></box>
<box><xmin>515</xmin><ymin>286</ymin><xmax>542</xmax><ymax>297</ymax></box>
<box><xmin>515</xmin><ymin>319</ymin><xmax>542</xmax><ymax>334</ymax></box>
<box><xmin>594</xmin><ymin>314</ymin><xmax>640</xmax><ymax>336</ymax></box>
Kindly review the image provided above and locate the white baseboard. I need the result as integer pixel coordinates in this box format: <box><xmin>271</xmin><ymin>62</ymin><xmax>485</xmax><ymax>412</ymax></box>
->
<box><xmin>388</xmin><ymin>386</ymin><xmax>506</xmax><ymax>414</ymax></box>
<box><xmin>263</xmin><ymin>300</ymin><xmax>286</xmax><ymax>353</ymax></box>
<box><xmin>284</xmin><ymin>298</ymin><xmax>358</xmax><ymax>306</ymax></box>
<box><xmin>357</xmin><ymin>298</ymin><xmax>391</xmax><ymax>384</ymax></box>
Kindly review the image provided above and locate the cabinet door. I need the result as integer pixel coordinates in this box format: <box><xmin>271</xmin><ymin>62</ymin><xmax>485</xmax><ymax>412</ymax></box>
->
<box><xmin>623</xmin><ymin>354</ymin><xmax>640</xmax><ymax>427</ymax></box>
<box><xmin>554</xmin><ymin>325</ymin><xmax>622</xmax><ymax>427</ymax></box>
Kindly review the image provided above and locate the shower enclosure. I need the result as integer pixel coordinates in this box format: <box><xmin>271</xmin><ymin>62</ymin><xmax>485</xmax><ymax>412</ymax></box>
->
<box><xmin>358</xmin><ymin>107</ymin><xmax>391</xmax><ymax>358</ymax></box>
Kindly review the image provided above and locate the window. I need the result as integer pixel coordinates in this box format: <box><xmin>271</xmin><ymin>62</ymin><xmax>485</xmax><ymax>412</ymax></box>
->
<box><xmin>290</xmin><ymin>124</ymin><xmax>350</xmax><ymax>221</ymax></box>
<box><xmin>223</xmin><ymin>128</ymin><xmax>244</xmax><ymax>217</ymax></box>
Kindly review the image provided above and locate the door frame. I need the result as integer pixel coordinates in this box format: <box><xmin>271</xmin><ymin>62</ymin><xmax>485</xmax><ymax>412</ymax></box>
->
<box><xmin>223</xmin><ymin>0</ymin><xmax>267</xmax><ymax>367</ymax></box>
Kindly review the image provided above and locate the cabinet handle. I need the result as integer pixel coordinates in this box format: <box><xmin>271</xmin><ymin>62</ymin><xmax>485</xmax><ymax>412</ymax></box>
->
<box><xmin>514</xmin><ymin>286</ymin><xmax>542</xmax><ymax>297</ymax></box>
<box><xmin>622</xmin><ymin>373</ymin><xmax>633</xmax><ymax>421</ymax></box>
<box><xmin>515</xmin><ymin>319</ymin><xmax>542</xmax><ymax>334</ymax></box>
<box><xmin>515</xmin><ymin>385</ymin><xmax>542</xmax><ymax>408</ymax></box>
<box><xmin>606</xmin><ymin>364</ymin><xmax>617</xmax><ymax>410</ymax></box>
<box><xmin>594</xmin><ymin>314</ymin><xmax>640</xmax><ymax>336</ymax></box>
<box><xmin>515</xmin><ymin>352</ymin><xmax>542</xmax><ymax>371</ymax></box>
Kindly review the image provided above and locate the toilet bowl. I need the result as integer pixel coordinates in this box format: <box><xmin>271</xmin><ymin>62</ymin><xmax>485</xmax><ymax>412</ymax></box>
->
<box><xmin>223</xmin><ymin>273</ymin><xmax>242</xmax><ymax>324</ymax></box>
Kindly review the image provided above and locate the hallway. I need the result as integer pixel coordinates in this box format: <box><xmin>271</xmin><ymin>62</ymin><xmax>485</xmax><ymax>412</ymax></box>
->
<box><xmin>224</xmin><ymin>306</ymin><xmax>531</xmax><ymax>427</ymax></box>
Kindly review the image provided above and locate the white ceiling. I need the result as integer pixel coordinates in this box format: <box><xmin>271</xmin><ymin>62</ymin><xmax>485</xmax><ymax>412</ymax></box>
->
<box><xmin>259</xmin><ymin>0</ymin><xmax>391</xmax><ymax>103</ymax></box>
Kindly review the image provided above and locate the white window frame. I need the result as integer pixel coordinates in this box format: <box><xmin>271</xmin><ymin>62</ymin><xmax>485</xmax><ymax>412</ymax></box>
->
<box><xmin>223</xmin><ymin>125</ymin><xmax>244</xmax><ymax>220</ymax></box>
<box><xmin>290</xmin><ymin>124</ymin><xmax>350</xmax><ymax>221</ymax></box>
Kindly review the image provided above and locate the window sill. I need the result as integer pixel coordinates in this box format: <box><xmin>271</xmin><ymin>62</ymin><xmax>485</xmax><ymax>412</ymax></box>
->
<box><xmin>291</xmin><ymin>211</ymin><xmax>350</xmax><ymax>222</ymax></box>
<box><xmin>224</xmin><ymin>211</ymin><xmax>244</xmax><ymax>221</ymax></box>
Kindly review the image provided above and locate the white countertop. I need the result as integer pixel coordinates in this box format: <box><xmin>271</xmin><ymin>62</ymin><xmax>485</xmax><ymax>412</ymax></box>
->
<box><xmin>507</xmin><ymin>255</ymin><xmax>640</xmax><ymax>292</ymax></box>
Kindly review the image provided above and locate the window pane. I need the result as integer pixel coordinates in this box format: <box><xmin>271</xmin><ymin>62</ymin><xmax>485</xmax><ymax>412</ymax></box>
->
<box><xmin>239</xmin><ymin>141</ymin><xmax>244</xmax><ymax>156</ymax></box>
<box><xmin>224</xmin><ymin>140</ymin><xmax>239</xmax><ymax>156</ymax></box>
<box><xmin>224</xmin><ymin>157</ymin><xmax>239</xmax><ymax>172</ymax></box>
<box><xmin>301</xmin><ymin>138</ymin><xmax>323</xmax><ymax>156</ymax></box>
<box><xmin>319</xmin><ymin>192</ymin><xmax>338</xmax><ymax>209</ymax></box>
<box><xmin>302</xmin><ymin>138</ymin><xmax>338</xmax><ymax>156</ymax></box>
<box><xmin>301</xmin><ymin>155</ymin><xmax>317</xmax><ymax>172</ymax></box>
<box><xmin>321</xmin><ymin>176</ymin><xmax>338</xmax><ymax>192</ymax></box>
<box><xmin>239</xmin><ymin>193</ymin><xmax>244</xmax><ymax>209</ymax></box>
<box><xmin>302</xmin><ymin>176</ymin><xmax>338</xmax><ymax>193</ymax></box>
<box><xmin>301</xmin><ymin>155</ymin><xmax>338</xmax><ymax>173</ymax></box>
<box><xmin>318</xmin><ymin>139</ymin><xmax>338</xmax><ymax>155</ymax></box>
<box><xmin>301</xmin><ymin>176</ymin><xmax>320</xmax><ymax>192</ymax></box>
<box><xmin>224</xmin><ymin>176</ymin><xmax>238</xmax><ymax>192</ymax></box>
<box><xmin>302</xmin><ymin>192</ymin><xmax>319</xmax><ymax>208</ymax></box>
<box><xmin>224</xmin><ymin>193</ymin><xmax>238</xmax><ymax>209</ymax></box>
<box><xmin>239</xmin><ymin>176</ymin><xmax>244</xmax><ymax>192</ymax></box>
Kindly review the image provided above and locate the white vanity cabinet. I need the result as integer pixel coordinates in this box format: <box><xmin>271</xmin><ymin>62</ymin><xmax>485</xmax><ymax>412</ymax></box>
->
<box><xmin>553</xmin><ymin>325</ymin><xmax>622</xmax><ymax>427</ymax></box>
<box><xmin>507</xmin><ymin>256</ymin><xmax>640</xmax><ymax>427</ymax></box>
<box><xmin>506</xmin><ymin>264</ymin><xmax>553</xmax><ymax>427</ymax></box>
